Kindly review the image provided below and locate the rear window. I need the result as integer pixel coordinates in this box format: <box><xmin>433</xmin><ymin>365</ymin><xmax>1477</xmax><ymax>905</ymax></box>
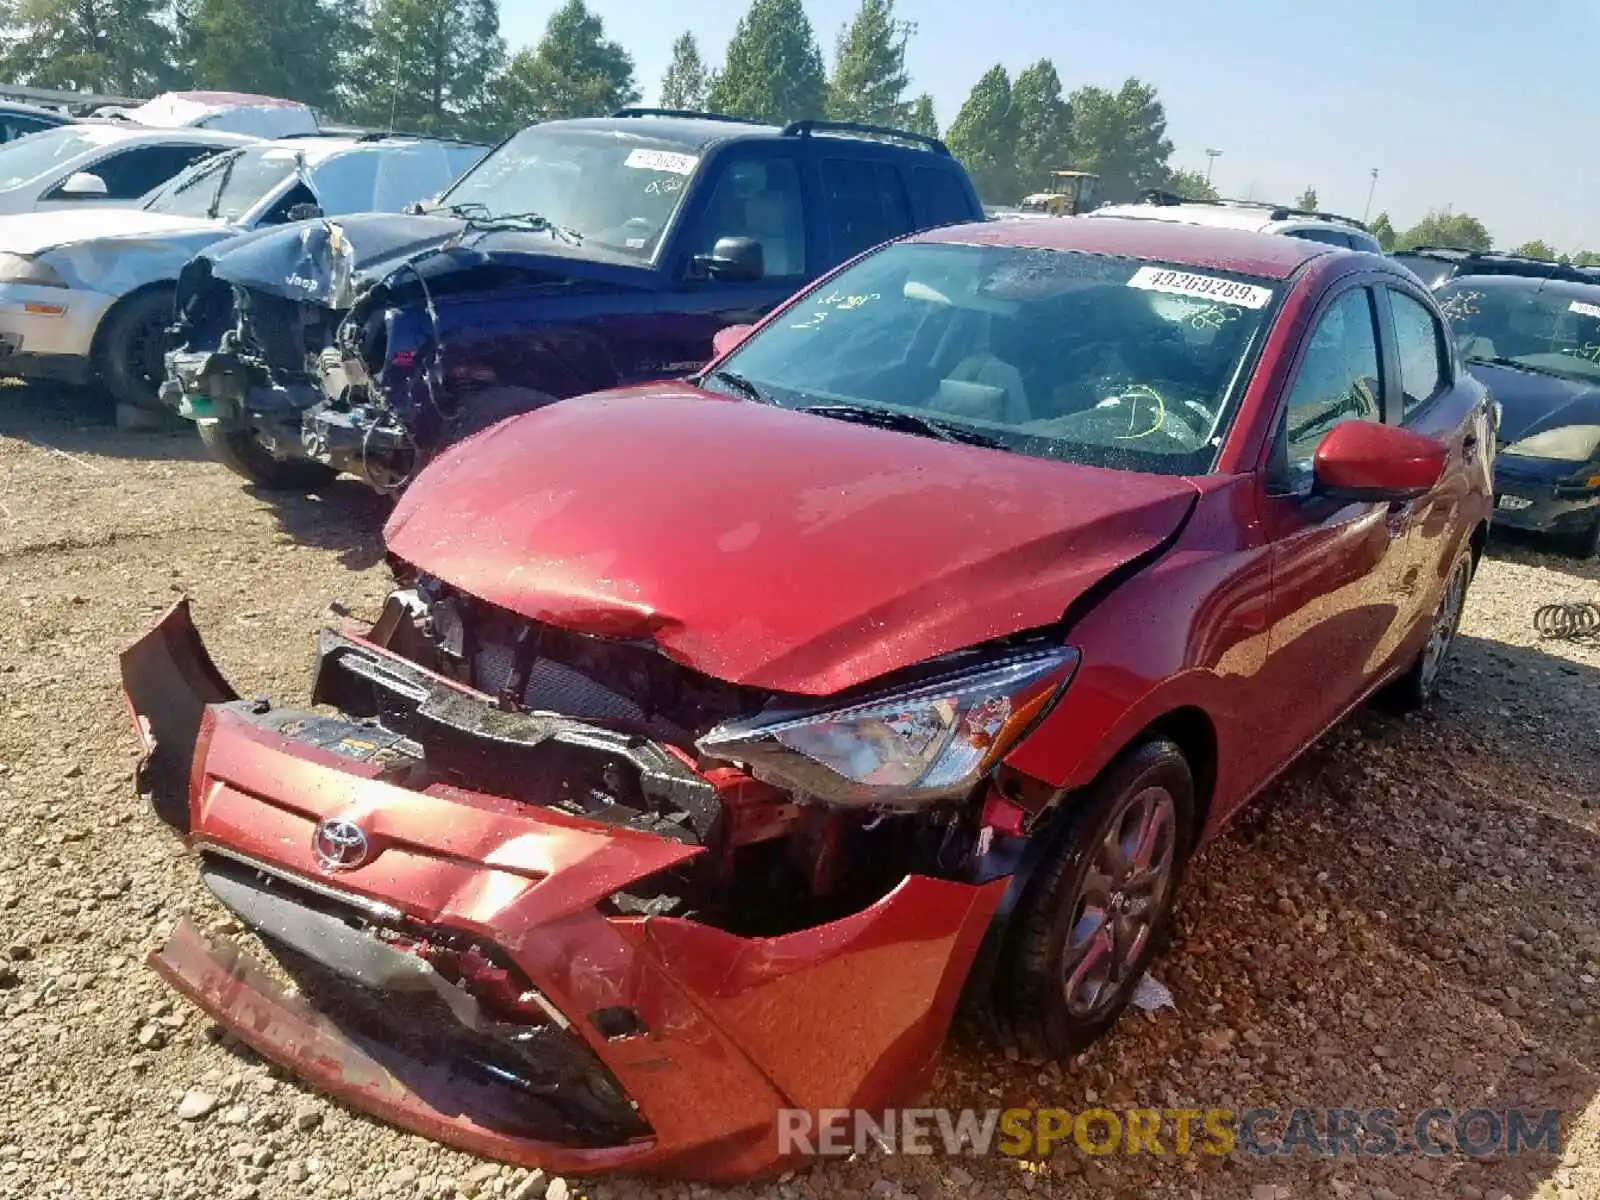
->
<box><xmin>911</xmin><ymin>165</ymin><xmax>976</xmax><ymax>228</ymax></box>
<box><xmin>821</xmin><ymin>158</ymin><xmax>912</xmax><ymax>261</ymax></box>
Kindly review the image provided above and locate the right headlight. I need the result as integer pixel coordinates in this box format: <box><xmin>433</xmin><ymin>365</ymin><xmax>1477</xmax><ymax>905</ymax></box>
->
<box><xmin>1503</xmin><ymin>424</ymin><xmax>1600</xmax><ymax>462</ymax></box>
<box><xmin>697</xmin><ymin>646</ymin><xmax>1079</xmax><ymax>810</ymax></box>
<box><xmin>0</xmin><ymin>251</ymin><xmax>66</xmax><ymax>288</ymax></box>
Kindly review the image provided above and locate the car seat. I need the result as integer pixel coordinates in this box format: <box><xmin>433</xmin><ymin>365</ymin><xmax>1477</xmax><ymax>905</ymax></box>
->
<box><xmin>929</xmin><ymin>311</ymin><xmax>1031</xmax><ymax>423</ymax></box>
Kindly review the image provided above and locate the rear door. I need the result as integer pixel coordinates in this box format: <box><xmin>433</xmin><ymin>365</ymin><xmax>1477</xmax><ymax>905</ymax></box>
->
<box><xmin>1255</xmin><ymin>282</ymin><xmax>1415</xmax><ymax>760</ymax></box>
<box><xmin>818</xmin><ymin>156</ymin><xmax>913</xmax><ymax>267</ymax></box>
<box><xmin>1377</xmin><ymin>281</ymin><xmax>1489</xmax><ymax>632</ymax></box>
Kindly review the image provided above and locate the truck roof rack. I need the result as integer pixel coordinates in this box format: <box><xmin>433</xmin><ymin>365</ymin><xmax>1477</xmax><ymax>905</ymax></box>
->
<box><xmin>611</xmin><ymin>107</ymin><xmax>759</xmax><ymax>125</ymax></box>
<box><xmin>781</xmin><ymin>118</ymin><xmax>950</xmax><ymax>156</ymax></box>
<box><xmin>1133</xmin><ymin>190</ymin><xmax>1370</xmax><ymax>231</ymax></box>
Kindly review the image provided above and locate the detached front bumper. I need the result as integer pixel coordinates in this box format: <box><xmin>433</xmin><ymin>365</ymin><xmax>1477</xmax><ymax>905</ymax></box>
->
<box><xmin>1492</xmin><ymin>452</ymin><xmax>1600</xmax><ymax>534</ymax></box>
<box><xmin>121</xmin><ymin>601</ymin><xmax>1004</xmax><ymax>1181</ymax></box>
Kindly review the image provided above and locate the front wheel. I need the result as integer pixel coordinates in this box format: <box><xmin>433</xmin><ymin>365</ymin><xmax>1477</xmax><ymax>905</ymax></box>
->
<box><xmin>96</xmin><ymin>288</ymin><xmax>175</xmax><ymax>411</ymax></box>
<box><xmin>197</xmin><ymin>419</ymin><xmax>338</xmax><ymax>492</ymax></box>
<box><xmin>1558</xmin><ymin>514</ymin><xmax>1600</xmax><ymax>560</ymax></box>
<box><xmin>996</xmin><ymin>739</ymin><xmax>1195</xmax><ymax>1060</ymax></box>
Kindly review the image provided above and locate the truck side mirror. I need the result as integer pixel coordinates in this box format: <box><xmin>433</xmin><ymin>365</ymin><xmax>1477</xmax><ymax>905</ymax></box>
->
<box><xmin>692</xmin><ymin>236</ymin><xmax>764</xmax><ymax>282</ymax></box>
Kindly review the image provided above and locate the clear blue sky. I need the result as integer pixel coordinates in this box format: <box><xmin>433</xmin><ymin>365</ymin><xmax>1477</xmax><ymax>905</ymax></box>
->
<box><xmin>502</xmin><ymin>0</ymin><xmax>1599</xmax><ymax>253</ymax></box>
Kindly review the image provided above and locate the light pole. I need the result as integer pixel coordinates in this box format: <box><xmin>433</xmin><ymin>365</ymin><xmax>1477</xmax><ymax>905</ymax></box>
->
<box><xmin>1205</xmin><ymin>148</ymin><xmax>1222</xmax><ymax>186</ymax></box>
<box><xmin>1363</xmin><ymin>168</ymin><xmax>1379</xmax><ymax>222</ymax></box>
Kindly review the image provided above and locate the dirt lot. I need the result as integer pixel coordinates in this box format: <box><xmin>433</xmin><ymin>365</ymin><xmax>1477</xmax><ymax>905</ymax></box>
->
<box><xmin>2</xmin><ymin>386</ymin><xmax>1600</xmax><ymax>1200</ymax></box>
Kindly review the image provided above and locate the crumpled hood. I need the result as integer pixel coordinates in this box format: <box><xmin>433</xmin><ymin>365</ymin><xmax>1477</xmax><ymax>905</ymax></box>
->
<box><xmin>0</xmin><ymin>207</ymin><xmax>222</xmax><ymax>256</ymax></box>
<box><xmin>1469</xmin><ymin>361</ymin><xmax>1600</xmax><ymax>446</ymax></box>
<box><xmin>384</xmin><ymin>387</ymin><xmax>1199</xmax><ymax>696</ymax></box>
<box><xmin>203</xmin><ymin>212</ymin><xmax>649</xmax><ymax>306</ymax></box>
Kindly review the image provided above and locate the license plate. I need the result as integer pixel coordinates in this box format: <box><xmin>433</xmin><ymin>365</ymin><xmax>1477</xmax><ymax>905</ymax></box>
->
<box><xmin>1497</xmin><ymin>495</ymin><xmax>1534</xmax><ymax>511</ymax></box>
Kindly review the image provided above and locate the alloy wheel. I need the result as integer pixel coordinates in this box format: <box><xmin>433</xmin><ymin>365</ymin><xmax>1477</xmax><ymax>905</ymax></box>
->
<box><xmin>1418</xmin><ymin>557</ymin><xmax>1470</xmax><ymax>695</ymax></box>
<box><xmin>1060</xmin><ymin>784</ymin><xmax>1178</xmax><ymax>1017</ymax></box>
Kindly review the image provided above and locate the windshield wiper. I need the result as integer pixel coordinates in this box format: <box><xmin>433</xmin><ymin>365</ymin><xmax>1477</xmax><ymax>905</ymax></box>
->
<box><xmin>704</xmin><ymin>369</ymin><xmax>769</xmax><ymax>403</ymax></box>
<box><xmin>801</xmin><ymin>402</ymin><xmax>1007</xmax><ymax>449</ymax></box>
<box><xmin>1466</xmin><ymin>355</ymin><xmax>1580</xmax><ymax>380</ymax></box>
<box><xmin>205</xmin><ymin>152</ymin><xmax>241</xmax><ymax>220</ymax></box>
<box><xmin>442</xmin><ymin>203</ymin><xmax>583</xmax><ymax>244</ymax></box>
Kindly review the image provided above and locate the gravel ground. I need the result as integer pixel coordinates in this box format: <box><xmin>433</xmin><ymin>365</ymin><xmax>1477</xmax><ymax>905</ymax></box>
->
<box><xmin>2</xmin><ymin>386</ymin><xmax>1599</xmax><ymax>1200</ymax></box>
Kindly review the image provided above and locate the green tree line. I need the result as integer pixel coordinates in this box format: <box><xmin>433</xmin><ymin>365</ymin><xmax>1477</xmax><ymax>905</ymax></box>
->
<box><xmin>2</xmin><ymin>0</ymin><xmax>1590</xmax><ymax>259</ymax></box>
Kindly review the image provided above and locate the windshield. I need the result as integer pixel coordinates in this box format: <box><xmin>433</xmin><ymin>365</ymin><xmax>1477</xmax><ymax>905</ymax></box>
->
<box><xmin>437</xmin><ymin>126</ymin><xmax>702</xmax><ymax>258</ymax></box>
<box><xmin>146</xmin><ymin>146</ymin><xmax>302</xmax><ymax>221</ymax></box>
<box><xmin>703</xmin><ymin>242</ymin><xmax>1279</xmax><ymax>475</ymax></box>
<box><xmin>0</xmin><ymin>127</ymin><xmax>111</xmax><ymax>190</ymax></box>
<box><xmin>1439</xmin><ymin>277</ymin><xmax>1600</xmax><ymax>383</ymax></box>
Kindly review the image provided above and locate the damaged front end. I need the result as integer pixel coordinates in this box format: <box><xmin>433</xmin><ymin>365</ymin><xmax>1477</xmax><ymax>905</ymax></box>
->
<box><xmin>121</xmin><ymin>588</ymin><xmax>1036</xmax><ymax>1179</ymax></box>
<box><xmin>166</xmin><ymin>217</ymin><xmax>606</xmax><ymax>493</ymax></box>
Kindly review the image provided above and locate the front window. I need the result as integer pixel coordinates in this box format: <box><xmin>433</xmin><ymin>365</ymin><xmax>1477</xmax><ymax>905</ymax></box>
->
<box><xmin>702</xmin><ymin>241</ymin><xmax>1280</xmax><ymax>475</ymax></box>
<box><xmin>1440</xmin><ymin>276</ymin><xmax>1600</xmax><ymax>384</ymax></box>
<box><xmin>146</xmin><ymin>146</ymin><xmax>307</xmax><ymax>221</ymax></box>
<box><xmin>0</xmin><ymin>127</ymin><xmax>112</xmax><ymax>190</ymax></box>
<box><xmin>435</xmin><ymin>126</ymin><xmax>702</xmax><ymax>258</ymax></box>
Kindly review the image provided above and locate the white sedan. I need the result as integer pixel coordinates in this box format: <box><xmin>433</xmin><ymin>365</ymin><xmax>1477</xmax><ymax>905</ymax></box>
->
<box><xmin>0</xmin><ymin>123</ymin><xmax>255</xmax><ymax>215</ymax></box>
<box><xmin>0</xmin><ymin>134</ymin><xmax>485</xmax><ymax>411</ymax></box>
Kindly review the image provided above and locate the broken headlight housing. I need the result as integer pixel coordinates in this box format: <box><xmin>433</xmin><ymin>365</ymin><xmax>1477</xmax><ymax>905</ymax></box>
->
<box><xmin>697</xmin><ymin>646</ymin><xmax>1079</xmax><ymax>809</ymax></box>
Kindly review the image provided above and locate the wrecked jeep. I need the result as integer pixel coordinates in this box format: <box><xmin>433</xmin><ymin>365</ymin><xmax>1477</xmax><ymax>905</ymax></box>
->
<box><xmin>163</xmin><ymin>108</ymin><xmax>983</xmax><ymax>493</ymax></box>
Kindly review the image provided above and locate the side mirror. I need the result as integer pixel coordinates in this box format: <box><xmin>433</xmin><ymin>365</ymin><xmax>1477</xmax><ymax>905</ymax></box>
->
<box><xmin>712</xmin><ymin>323</ymin><xmax>755</xmax><ymax>358</ymax></box>
<box><xmin>1312</xmin><ymin>421</ymin><xmax>1447</xmax><ymax>503</ymax></box>
<box><xmin>693</xmin><ymin>236</ymin><xmax>764</xmax><ymax>282</ymax></box>
<box><xmin>285</xmin><ymin>202</ymin><xmax>325</xmax><ymax>222</ymax></box>
<box><xmin>58</xmin><ymin>171</ymin><xmax>108</xmax><ymax>198</ymax></box>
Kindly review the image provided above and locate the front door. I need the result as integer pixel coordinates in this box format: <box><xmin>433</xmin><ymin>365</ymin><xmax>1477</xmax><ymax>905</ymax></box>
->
<box><xmin>1251</xmin><ymin>284</ymin><xmax>1414</xmax><ymax>776</ymax></box>
<box><xmin>653</xmin><ymin>149</ymin><xmax>812</xmax><ymax>376</ymax></box>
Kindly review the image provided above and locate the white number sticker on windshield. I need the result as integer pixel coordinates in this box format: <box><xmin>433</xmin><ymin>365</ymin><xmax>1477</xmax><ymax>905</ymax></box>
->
<box><xmin>1128</xmin><ymin>266</ymin><xmax>1272</xmax><ymax>309</ymax></box>
<box><xmin>1570</xmin><ymin>300</ymin><xmax>1600</xmax><ymax>319</ymax></box>
<box><xmin>624</xmin><ymin>148</ymin><xmax>699</xmax><ymax>176</ymax></box>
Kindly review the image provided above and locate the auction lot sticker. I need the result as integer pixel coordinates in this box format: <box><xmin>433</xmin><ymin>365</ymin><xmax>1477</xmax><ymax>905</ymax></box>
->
<box><xmin>1570</xmin><ymin>300</ymin><xmax>1600</xmax><ymax>319</ymax></box>
<box><xmin>1129</xmin><ymin>266</ymin><xmax>1272</xmax><ymax>309</ymax></box>
<box><xmin>625</xmin><ymin>148</ymin><xmax>699</xmax><ymax>175</ymax></box>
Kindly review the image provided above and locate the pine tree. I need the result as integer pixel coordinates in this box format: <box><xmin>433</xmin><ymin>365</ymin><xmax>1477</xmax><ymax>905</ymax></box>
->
<box><xmin>659</xmin><ymin>31</ymin><xmax>710</xmax><ymax>111</ymax></box>
<box><xmin>826</xmin><ymin>0</ymin><xmax>910</xmax><ymax>127</ymax></box>
<box><xmin>1010</xmin><ymin>59</ymin><xmax>1070</xmax><ymax>195</ymax></box>
<box><xmin>945</xmin><ymin>65</ymin><xmax>1015</xmax><ymax>203</ymax></box>
<box><xmin>496</xmin><ymin>0</ymin><xmax>637</xmax><ymax>124</ymax></box>
<box><xmin>1295</xmin><ymin>186</ymin><xmax>1319</xmax><ymax>211</ymax></box>
<box><xmin>1369</xmin><ymin>212</ymin><xmax>1397</xmax><ymax>252</ymax></box>
<box><xmin>706</xmin><ymin>0</ymin><xmax>826</xmax><ymax>124</ymax></box>
<box><xmin>342</xmin><ymin>0</ymin><xmax>504</xmax><ymax>138</ymax></box>
<box><xmin>0</xmin><ymin>0</ymin><xmax>177</xmax><ymax>95</ymax></box>
<box><xmin>178</xmin><ymin>0</ymin><xmax>347</xmax><ymax>109</ymax></box>
<box><xmin>903</xmin><ymin>92</ymin><xmax>936</xmax><ymax>138</ymax></box>
<box><xmin>1065</xmin><ymin>78</ymin><xmax>1174</xmax><ymax>204</ymax></box>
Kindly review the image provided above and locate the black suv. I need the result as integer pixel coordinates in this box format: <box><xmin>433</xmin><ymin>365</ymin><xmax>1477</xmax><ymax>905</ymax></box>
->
<box><xmin>1393</xmin><ymin>246</ymin><xmax>1600</xmax><ymax>290</ymax></box>
<box><xmin>165</xmin><ymin>108</ymin><xmax>985</xmax><ymax>492</ymax></box>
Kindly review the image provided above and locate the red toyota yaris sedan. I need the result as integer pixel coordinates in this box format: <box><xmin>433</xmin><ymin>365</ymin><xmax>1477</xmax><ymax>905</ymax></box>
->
<box><xmin>124</xmin><ymin>217</ymin><xmax>1493</xmax><ymax>1180</ymax></box>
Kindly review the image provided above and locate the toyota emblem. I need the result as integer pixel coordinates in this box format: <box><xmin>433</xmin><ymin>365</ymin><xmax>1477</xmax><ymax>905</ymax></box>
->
<box><xmin>312</xmin><ymin>817</ymin><xmax>370</xmax><ymax>871</ymax></box>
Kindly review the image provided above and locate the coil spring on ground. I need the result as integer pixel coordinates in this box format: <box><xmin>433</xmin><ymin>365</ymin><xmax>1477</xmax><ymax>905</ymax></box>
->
<box><xmin>1534</xmin><ymin>601</ymin><xmax>1600</xmax><ymax>639</ymax></box>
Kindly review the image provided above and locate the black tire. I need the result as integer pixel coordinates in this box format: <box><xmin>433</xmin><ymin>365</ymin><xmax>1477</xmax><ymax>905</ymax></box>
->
<box><xmin>996</xmin><ymin>738</ymin><xmax>1196</xmax><ymax>1060</ymax></box>
<box><xmin>1559</xmin><ymin>515</ymin><xmax>1600</xmax><ymax>560</ymax></box>
<box><xmin>95</xmin><ymin>288</ymin><xmax>176</xmax><ymax>411</ymax></box>
<box><xmin>1382</xmin><ymin>548</ymin><xmax>1473</xmax><ymax>712</ymax></box>
<box><xmin>197</xmin><ymin>419</ymin><xmax>339</xmax><ymax>492</ymax></box>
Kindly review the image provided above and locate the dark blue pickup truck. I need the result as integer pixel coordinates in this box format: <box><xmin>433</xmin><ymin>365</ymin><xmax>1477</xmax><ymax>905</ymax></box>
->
<box><xmin>163</xmin><ymin>108</ymin><xmax>984</xmax><ymax>491</ymax></box>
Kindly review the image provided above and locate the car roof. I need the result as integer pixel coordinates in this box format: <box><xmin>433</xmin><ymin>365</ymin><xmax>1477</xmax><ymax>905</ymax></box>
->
<box><xmin>1091</xmin><ymin>201</ymin><xmax>1283</xmax><ymax>233</ymax></box>
<box><xmin>912</xmin><ymin>215</ymin><xmax>1337</xmax><ymax>281</ymax></box>
<box><xmin>41</xmin><ymin>122</ymin><xmax>257</xmax><ymax>147</ymax></box>
<box><xmin>0</xmin><ymin>100</ymin><xmax>68</xmax><ymax>121</ymax></box>
<box><xmin>545</xmin><ymin>112</ymin><xmax>954</xmax><ymax>159</ymax></box>
<box><xmin>1447</xmin><ymin>272</ymin><xmax>1600</xmax><ymax>300</ymax></box>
